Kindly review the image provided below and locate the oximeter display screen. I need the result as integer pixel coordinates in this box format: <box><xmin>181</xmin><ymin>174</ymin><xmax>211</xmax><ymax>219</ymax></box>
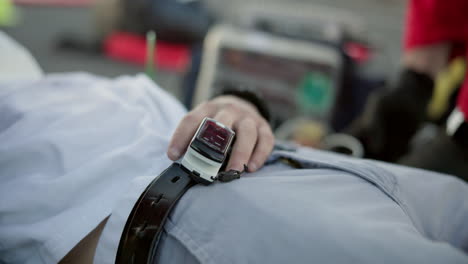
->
<box><xmin>196</xmin><ymin>119</ymin><xmax>234</xmax><ymax>154</ymax></box>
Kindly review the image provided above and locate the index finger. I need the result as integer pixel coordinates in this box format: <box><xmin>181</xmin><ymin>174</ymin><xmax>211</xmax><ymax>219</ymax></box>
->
<box><xmin>167</xmin><ymin>105</ymin><xmax>215</xmax><ymax>160</ymax></box>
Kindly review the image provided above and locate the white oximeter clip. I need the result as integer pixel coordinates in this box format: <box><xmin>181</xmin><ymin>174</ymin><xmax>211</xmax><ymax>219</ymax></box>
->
<box><xmin>181</xmin><ymin>117</ymin><xmax>235</xmax><ymax>185</ymax></box>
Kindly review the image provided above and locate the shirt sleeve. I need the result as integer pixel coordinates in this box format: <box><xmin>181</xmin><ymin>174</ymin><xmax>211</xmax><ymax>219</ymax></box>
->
<box><xmin>404</xmin><ymin>0</ymin><xmax>468</xmax><ymax>50</ymax></box>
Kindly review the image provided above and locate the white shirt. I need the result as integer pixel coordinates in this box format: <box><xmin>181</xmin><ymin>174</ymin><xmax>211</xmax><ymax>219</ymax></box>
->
<box><xmin>0</xmin><ymin>31</ymin><xmax>43</xmax><ymax>82</ymax></box>
<box><xmin>0</xmin><ymin>72</ymin><xmax>186</xmax><ymax>263</ymax></box>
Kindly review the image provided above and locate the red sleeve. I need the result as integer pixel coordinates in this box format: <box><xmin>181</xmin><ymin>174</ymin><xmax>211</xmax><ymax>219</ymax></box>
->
<box><xmin>458</xmin><ymin>82</ymin><xmax>468</xmax><ymax>120</ymax></box>
<box><xmin>405</xmin><ymin>0</ymin><xmax>468</xmax><ymax>120</ymax></box>
<box><xmin>404</xmin><ymin>0</ymin><xmax>468</xmax><ymax>50</ymax></box>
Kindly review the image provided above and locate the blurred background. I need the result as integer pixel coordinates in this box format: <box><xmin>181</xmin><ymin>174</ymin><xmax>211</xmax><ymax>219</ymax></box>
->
<box><xmin>3</xmin><ymin>0</ymin><xmax>466</xmax><ymax>179</ymax></box>
<box><xmin>2</xmin><ymin>0</ymin><xmax>404</xmax><ymax>99</ymax></box>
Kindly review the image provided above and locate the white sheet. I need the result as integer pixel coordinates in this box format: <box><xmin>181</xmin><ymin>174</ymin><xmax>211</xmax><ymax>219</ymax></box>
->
<box><xmin>0</xmin><ymin>73</ymin><xmax>186</xmax><ymax>263</ymax></box>
<box><xmin>0</xmin><ymin>31</ymin><xmax>43</xmax><ymax>82</ymax></box>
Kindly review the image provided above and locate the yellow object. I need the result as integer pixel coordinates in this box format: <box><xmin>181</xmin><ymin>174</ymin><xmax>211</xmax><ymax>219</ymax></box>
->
<box><xmin>428</xmin><ymin>57</ymin><xmax>466</xmax><ymax>120</ymax></box>
<box><xmin>293</xmin><ymin>120</ymin><xmax>326</xmax><ymax>148</ymax></box>
<box><xmin>0</xmin><ymin>0</ymin><xmax>17</xmax><ymax>26</ymax></box>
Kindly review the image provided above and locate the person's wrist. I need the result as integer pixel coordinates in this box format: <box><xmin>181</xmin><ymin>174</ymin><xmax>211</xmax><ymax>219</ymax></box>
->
<box><xmin>216</xmin><ymin>89</ymin><xmax>271</xmax><ymax>125</ymax></box>
<box><xmin>212</xmin><ymin>95</ymin><xmax>262</xmax><ymax>117</ymax></box>
<box><xmin>402</xmin><ymin>43</ymin><xmax>450</xmax><ymax>79</ymax></box>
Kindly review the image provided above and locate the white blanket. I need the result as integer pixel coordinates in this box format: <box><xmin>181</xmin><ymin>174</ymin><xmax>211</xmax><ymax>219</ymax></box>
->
<box><xmin>0</xmin><ymin>73</ymin><xmax>186</xmax><ymax>263</ymax></box>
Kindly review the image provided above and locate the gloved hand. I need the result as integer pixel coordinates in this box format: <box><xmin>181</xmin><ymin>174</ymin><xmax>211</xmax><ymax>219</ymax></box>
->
<box><xmin>347</xmin><ymin>69</ymin><xmax>434</xmax><ymax>162</ymax></box>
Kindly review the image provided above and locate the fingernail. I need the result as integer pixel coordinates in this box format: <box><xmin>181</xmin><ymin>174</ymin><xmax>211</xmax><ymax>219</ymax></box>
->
<box><xmin>248</xmin><ymin>162</ymin><xmax>257</xmax><ymax>172</ymax></box>
<box><xmin>228</xmin><ymin>163</ymin><xmax>242</xmax><ymax>172</ymax></box>
<box><xmin>168</xmin><ymin>148</ymin><xmax>181</xmax><ymax>160</ymax></box>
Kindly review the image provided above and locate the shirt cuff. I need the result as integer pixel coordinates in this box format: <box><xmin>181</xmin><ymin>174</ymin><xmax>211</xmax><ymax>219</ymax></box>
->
<box><xmin>218</xmin><ymin>89</ymin><xmax>272</xmax><ymax>125</ymax></box>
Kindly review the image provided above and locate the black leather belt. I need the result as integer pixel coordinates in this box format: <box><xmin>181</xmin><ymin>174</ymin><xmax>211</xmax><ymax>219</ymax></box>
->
<box><xmin>116</xmin><ymin>163</ymin><xmax>196</xmax><ymax>264</ymax></box>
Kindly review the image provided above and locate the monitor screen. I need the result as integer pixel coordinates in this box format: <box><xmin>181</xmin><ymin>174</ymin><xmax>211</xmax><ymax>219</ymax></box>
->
<box><xmin>214</xmin><ymin>47</ymin><xmax>338</xmax><ymax>124</ymax></box>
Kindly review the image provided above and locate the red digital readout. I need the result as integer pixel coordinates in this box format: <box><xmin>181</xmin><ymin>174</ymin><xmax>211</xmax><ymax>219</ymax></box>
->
<box><xmin>196</xmin><ymin>119</ymin><xmax>234</xmax><ymax>154</ymax></box>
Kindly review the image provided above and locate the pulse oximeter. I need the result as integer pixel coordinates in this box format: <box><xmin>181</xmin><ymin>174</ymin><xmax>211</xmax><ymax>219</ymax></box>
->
<box><xmin>181</xmin><ymin>117</ymin><xmax>236</xmax><ymax>184</ymax></box>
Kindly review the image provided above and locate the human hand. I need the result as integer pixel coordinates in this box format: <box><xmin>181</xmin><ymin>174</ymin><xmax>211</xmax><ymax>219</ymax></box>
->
<box><xmin>167</xmin><ymin>95</ymin><xmax>274</xmax><ymax>172</ymax></box>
